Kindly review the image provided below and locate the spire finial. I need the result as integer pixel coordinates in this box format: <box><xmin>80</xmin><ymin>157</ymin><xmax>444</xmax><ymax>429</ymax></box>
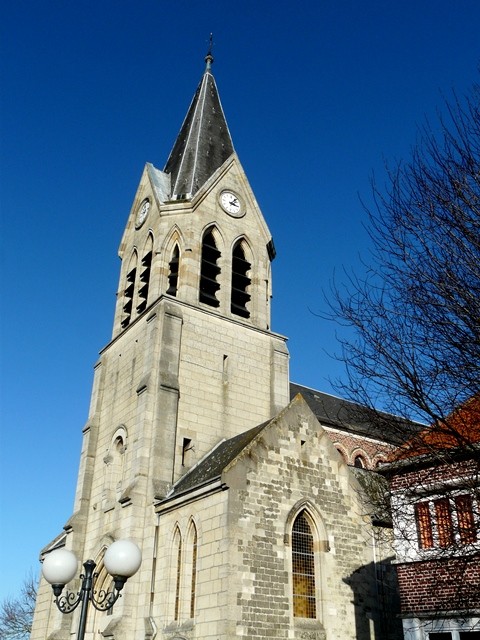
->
<box><xmin>205</xmin><ymin>33</ymin><xmax>214</xmax><ymax>70</ymax></box>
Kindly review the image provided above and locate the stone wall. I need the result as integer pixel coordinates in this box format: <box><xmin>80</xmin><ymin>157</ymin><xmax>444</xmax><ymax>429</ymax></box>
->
<box><xmin>224</xmin><ymin>397</ymin><xmax>402</xmax><ymax>640</ymax></box>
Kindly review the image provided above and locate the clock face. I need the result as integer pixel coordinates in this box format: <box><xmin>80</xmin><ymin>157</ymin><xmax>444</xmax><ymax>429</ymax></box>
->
<box><xmin>135</xmin><ymin>199</ymin><xmax>150</xmax><ymax>228</ymax></box>
<box><xmin>219</xmin><ymin>190</ymin><xmax>244</xmax><ymax>217</ymax></box>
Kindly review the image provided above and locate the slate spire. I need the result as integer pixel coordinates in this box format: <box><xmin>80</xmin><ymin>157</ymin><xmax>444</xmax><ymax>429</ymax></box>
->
<box><xmin>164</xmin><ymin>49</ymin><xmax>235</xmax><ymax>199</ymax></box>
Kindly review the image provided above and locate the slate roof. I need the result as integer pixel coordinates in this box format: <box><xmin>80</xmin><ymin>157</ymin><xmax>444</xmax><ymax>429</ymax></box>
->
<box><xmin>147</xmin><ymin>163</ymin><xmax>171</xmax><ymax>203</ymax></box>
<box><xmin>290</xmin><ymin>382</ymin><xmax>412</xmax><ymax>445</ymax></box>
<box><xmin>160</xmin><ymin>383</ymin><xmax>417</xmax><ymax>504</ymax></box>
<box><xmin>164</xmin><ymin>55</ymin><xmax>234</xmax><ymax>199</ymax></box>
<box><xmin>164</xmin><ymin>420</ymin><xmax>269</xmax><ymax>500</ymax></box>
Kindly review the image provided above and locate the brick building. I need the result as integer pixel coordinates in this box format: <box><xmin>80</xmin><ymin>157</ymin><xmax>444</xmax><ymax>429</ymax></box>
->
<box><xmin>381</xmin><ymin>397</ymin><xmax>480</xmax><ymax>640</ymax></box>
<box><xmin>31</xmin><ymin>53</ymin><xmax>403</xmax><ymax>640</ymax></box>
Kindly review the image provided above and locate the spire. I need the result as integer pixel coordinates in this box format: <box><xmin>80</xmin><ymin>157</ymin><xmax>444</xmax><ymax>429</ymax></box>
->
<box><xmin>205</xmin><ymin>32</ymin><xmax>214</xmax><ymax>71</ymax></box>
<box><xmin>164</xmin><ymin>43</ymin><xmax>235</xmax><ymax>199</ymax></box>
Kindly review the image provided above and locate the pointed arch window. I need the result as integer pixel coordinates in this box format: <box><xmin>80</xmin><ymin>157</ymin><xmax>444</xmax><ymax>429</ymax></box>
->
<box><xmin>137</xmin><ymin>235</ymin><xmax>153</xmax><ymax>314</ymax></box>
<box><xmin>167</xmin><ymin>245</ymin><xmax>180</xmax><ymax>296</ymax></box>
<box><xmin>112</xmin><ymin>434</ymin><xmax>126</xmax><ymax>499</ymax></box>
<box><xmin>121</xmin><ymin>252</ymin><xmax>138</xmax><ymax>328</ymax></box>
<box><xmin>102</xmin><ymin>428</ymin><xmax>128</xmax><ymax>511</ymax></box>
<box><xmin>292</xmin><ymin>510</ymin><xmax>316</xmax><ymax>618</ymax></box>
<box><xmin>231</xmin><ymin>240</ymin><xmax>251</xmax><ymax>318</ymax></box>
<box><xmin>173</xmin><ymin>527</ymin><xmax>182</xmax><ymax>621</ymax></box>
<box><xmin>92</xmin><ymin>551</ymin><xmax>114</xmax><ymax>616</ymax></box>
<box><xmin>199</xmin><ymin>229</ymin><xmax>221</xmax><ymax>307</ymax></box>
<box><xmin>189</xmin><ymin>522</ymin><xmax>198</xmax><ymax>618</ymax></box>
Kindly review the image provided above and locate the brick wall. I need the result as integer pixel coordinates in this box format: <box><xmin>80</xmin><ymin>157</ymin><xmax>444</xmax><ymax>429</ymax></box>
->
<box><xmin>389</xmin><ymin>458</ymin><xmax>478</xmax><ymax>492</ymax></box>
<box><xmin>325</xmin><ymin>429</ymin><xmax>394</xmax><ymax>469</ymax></box>
<box><xmin>396</xmin><ymin>554</ymin><xmax>480</xmax><ymax>614</ymax></box>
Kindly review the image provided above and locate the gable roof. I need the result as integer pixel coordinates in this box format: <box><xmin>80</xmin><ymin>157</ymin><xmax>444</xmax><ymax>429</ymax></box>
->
<box><xmin>290</xmin><ymin>382</ymin><xmax>410</xmax><ymax>445</ymax></box>
<box><xmin>157</xmin><ymin>394</ymin><xmax>394</xmax><ymax>534</ymax></box>
<box><xmin>159</xmin><ymin>384</ymin><xmax>425</xmax><ymax>505</ymax></box>
<box><xmin>158</xmin><ymin>387</ymin><xmax>414</xmax><ymax>515</ymax></box>
<box><xmin>164</xmin><ymin>54</ymin><xmax>235</xmax><ymax>199</ymax></box>
<box><xmin>390</xmin><ymin>394</ymin><xmax>480</xmax><ymax>462</ymax></box>
<box><xmin>161</xmin><ymin>385</ymin><xmax>393</xmax><ymax>501</ymax></box>
<box><xmin>164</xmin><ymin>420</ymin><xmax>269</xmax><ymax>500</ymax></box>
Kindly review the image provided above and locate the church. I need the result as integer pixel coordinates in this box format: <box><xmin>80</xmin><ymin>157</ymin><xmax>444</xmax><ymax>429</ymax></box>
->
<box><xmin>31</xmin><ymin>52</ymin><xmax>403</xmax><ymax>640</ymax></box>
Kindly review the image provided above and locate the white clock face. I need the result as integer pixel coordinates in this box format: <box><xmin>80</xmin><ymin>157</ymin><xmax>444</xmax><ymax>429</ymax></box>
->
<box><xmin>220</xmin><ymin>190</ymin><xmax>244</xmax><ymax>217</ymax></box>
<box><xmin>135</xmin><ymin>199</ymin><xmax>150</xmax><ymax>228</ymax></box>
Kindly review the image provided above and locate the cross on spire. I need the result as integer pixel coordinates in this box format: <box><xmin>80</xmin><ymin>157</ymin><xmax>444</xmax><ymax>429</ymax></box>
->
<box><xmin>205</xmin><ymin>33</ymin><xmax>214</xmax><ymax>70</ymax></box>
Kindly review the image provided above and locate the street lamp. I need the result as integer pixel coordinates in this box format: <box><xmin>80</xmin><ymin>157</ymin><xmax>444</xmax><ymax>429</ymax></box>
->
<box><xmin>42</xmin><ymin>540</ymin><xmax>141</xmax><ymax>640</ymax></box>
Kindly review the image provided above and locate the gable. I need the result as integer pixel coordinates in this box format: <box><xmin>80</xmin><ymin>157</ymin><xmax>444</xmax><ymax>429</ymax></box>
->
<box><xmin>163</xmin><ymin>394</ymin><xmax>362</xmax><ymax>504</ymax></box>
<box><xmin>223</xmin><ymin>394</ymin><xmax>357</xmax><ymax>495</ymax></box>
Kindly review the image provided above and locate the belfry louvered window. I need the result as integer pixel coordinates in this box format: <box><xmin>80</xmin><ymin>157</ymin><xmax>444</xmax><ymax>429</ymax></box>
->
<box><xmin>137</xmin><ymin>251</ymin><xmax>152</xmax><ymax>313</ymax></box>
<box><xmin>231</xmin><ymin>241</ymin><xmax>251</xmax><ymax>318</ymax></box>
<box><xmin>167</xmin><ymin>245</ymin><xmax>180</xmax><ymax>296</ymax></box>
<box><xmin>199</xmin><ymin>230</ymin><xmax>221</xmax><ymax>307</ymax></box>
<box><xmin>121</xmin><ymin>254</ymin><xmax>137</xmax><ymax>328</ymax></box>
<box><xmin>292</xmin><ymin>511</ymin><xmax>316</xmax><ymax>618</ymax></box>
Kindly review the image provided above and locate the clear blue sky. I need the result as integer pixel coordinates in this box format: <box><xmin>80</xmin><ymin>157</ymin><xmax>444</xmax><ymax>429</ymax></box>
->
<box><xmin>1</xmin><ymin>0</ymin><xmax>479</xmax><ymax>602</ymax></box>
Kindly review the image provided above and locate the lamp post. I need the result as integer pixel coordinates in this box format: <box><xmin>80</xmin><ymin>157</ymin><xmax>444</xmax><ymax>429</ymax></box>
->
<box><xmin>42</xmin><ymin>539</ymin><xmax>141</xmax><ymax>640</ymax></box>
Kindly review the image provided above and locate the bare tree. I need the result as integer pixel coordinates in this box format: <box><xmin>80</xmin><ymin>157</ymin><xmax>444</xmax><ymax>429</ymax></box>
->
<box><xmin>328</xmin><ymin>80</ymin><xmax>480</xmax><ymax>633</ymax></box>
<box><xmin>0</xmin><ymin>573</ymin><xmax>37</xmax><ymax>640</ymax></box>
<box><xmin>330</xmin><ymin>80</ymin><xmax>480</xmax><ymax>443</ymax></box>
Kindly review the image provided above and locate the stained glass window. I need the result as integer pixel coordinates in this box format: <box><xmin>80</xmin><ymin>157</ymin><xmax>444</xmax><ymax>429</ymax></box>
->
<box><xmin>292</xmin><ymin>511</ymin><xmax>316</xmax><ymax>618</ymax></box>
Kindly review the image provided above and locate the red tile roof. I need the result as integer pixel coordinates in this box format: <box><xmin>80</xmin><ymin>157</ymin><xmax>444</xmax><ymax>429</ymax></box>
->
<box><xmin>391</xmin><ymin>396</ymin><xmax>480</xmax><ymax>460</ymax></box>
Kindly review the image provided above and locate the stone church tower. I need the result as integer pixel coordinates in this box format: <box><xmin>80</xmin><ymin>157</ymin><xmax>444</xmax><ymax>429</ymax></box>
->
<box><xmin>31</xmin><ymin>53</ymin><xmax>402</xmax><ymax>640</ymax></box>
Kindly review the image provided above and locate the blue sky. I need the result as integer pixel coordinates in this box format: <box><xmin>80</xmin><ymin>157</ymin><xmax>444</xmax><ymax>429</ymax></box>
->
<box><xmin>1</xmin><ymin>0</ymin><xmax>479</xmax><ymax>602</ymax></box>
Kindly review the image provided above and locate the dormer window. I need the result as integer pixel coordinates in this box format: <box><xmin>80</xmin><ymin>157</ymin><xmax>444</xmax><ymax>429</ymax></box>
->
<box><xmin>199</xmin><ymin>229</ymin><xmax>221</xmax><ymax>307</ymax></box>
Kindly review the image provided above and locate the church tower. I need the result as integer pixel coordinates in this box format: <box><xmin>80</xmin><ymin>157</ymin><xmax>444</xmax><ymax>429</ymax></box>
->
<box><xmin>32</xmin><ymin>49</ymin><xmax>404</xmax><ymax>640</ymax></box>
<box><xmin>103</xmin><ymin>50</ymin><xmax>289</xmax><ymax>499</ymax></box>
<box><xmin>32</xmin><ymin>51</ymin><xmax>290</xmax><ymax>640</ymax></box>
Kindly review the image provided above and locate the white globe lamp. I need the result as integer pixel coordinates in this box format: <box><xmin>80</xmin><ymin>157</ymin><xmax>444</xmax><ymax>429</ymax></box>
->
<box><xmin>42</xmin><ymin>548</ymin><xmax>78</xmax><ymax>585</ymax></box>
<box><xmin>104</xmin><ymin>539</ymin><xmax>142</xmax><ymax>577</ymax></box>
